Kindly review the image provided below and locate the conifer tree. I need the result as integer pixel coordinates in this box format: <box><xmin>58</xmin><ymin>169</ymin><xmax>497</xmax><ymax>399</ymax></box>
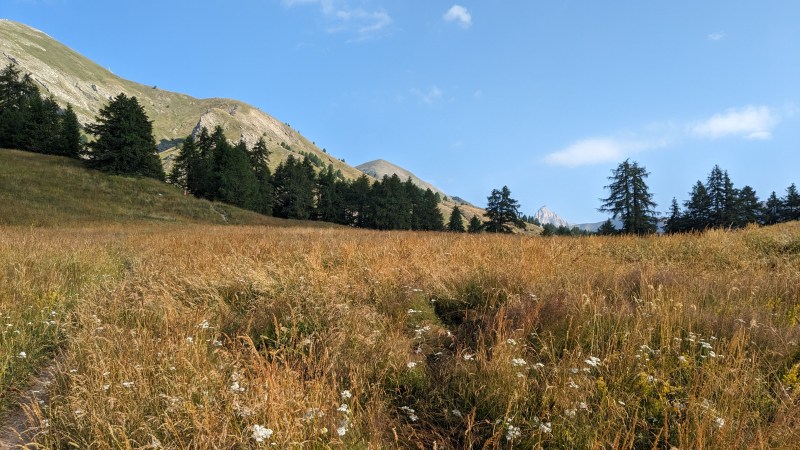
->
<box><xmin>684</xmin><ymin>181</ymin><xmax>711</xmax><ymax>231</ymax></box>
<box><xmin>215</xmin><ymin>140</ymin><xmax>259</xmax><ymax>210</ymax></box>
<box><xmin>448</xmin><ymin>206</ymin><xmax>466</xmax><ymax>232</ymax></box>
<box><xmin>484</xmin><ymin>185</ymin><xmax>523</xmax><ymax>233</ymax></box>
<box><xmin>763</xmin><ymin>191</ymin><xmax>783</xmax><ymax>225</ymax></box>
<box><xmin>344</xmin><ymin>175</ymin><xmax>373</xmax><ymax>227</ymax></box>
<box><xmin>783</xmin><ymin>183</ymin><xmax>800</xmax><ymax>222</ymax></box>
<box><xmin>597</xmin><ymin>219</ymin><xmax>618</xmax><ymax>236</ymax></box>
<box><xmin>57</xmin><ymin>104</ymin><xmax>82</xmax><ymax>158</ymax></box>
<box><xmin>169</xmin><ymin>135</ymin><xmax>197</xmax><ymax>190</ymax></box>
<box><xmin>664</xmin><ymin>197</ymin><xmax>684</xmax><ymax>234</ymax></box>
<box><xmin>599</xmin><ymin>159</ymin><xmax>658</xmax><ymax>235</ymax></box>
<box><xmin>273</xmin><ymin>155</ymin><xmax>315</xmax><ymax>220</ymax></box>
<box><xmin>85</xmin><ymin>93</ymin><xmax>164</xmax><ymax>180</ymax></box>
<box><xmin>416</xmin><ymin>188</ymin><xmax>444</xmax><ymax>231</ymax></box>
<box><xmin>734</xmin><ymin>185</ymin><xmax>761</xmax><ymax>226</ymax></box>
<box><xmin>250</xmin><ymin>137</ymin><xmax>274</xmax><ymax>216</ymax></box>
<box><xmin>468</xmin><ymin>215</ymin><xmax>483</xmax><ymax>233</ymax></box>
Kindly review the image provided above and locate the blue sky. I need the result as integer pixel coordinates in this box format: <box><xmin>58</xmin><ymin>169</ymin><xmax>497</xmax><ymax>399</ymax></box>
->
<box><xmin>3</xmin><ymin>0</ymin><xmax>799</xmax><ymax>222</ymax></box>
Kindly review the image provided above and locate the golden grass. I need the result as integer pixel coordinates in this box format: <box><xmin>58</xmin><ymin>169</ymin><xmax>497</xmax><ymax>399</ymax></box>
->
<box><xmin>2</xmin><ymin>223</ymin><xmax>799</xmax><ymax>448</ymax></box>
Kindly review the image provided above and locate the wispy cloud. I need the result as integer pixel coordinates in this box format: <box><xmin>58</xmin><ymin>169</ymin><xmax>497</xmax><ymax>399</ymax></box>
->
<box><xmin>443</xmin><ymin>5</ymin><xmax>472</xmax><ymax>29</ymax></box>
<box><xmin>691</xmin><ymin>106</ymin><xmax>779</xmax><ymax>140</ymax></box>
<box><xmin>410</xmin><ymin>86</ymin><xmax>443</xmax><ymax>105</ymax></box>
<box><xmin>544</xmin><ymin>137</ymin><xmax>665</xmax><ymax>168</ymax></box>
<box><xmin>545</xmin><ymin>105</ymin><xmax>785</xmax><ymax>167</ymax></box>
<box><xmin>282</xmin><ymin>0</ymin><xmax>391</xmax><ymax>38</ymax></box>
<box><xmin>707</xmin><ymin>31</ymin><xmax>725</xmax><ymax>41</ymax></box>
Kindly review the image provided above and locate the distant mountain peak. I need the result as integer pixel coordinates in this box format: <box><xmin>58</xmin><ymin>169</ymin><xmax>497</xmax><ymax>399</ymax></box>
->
<box><xmin>533</xmin><ymin>205</ymin><xmax>572</xmax><ymax>228</ymax></box>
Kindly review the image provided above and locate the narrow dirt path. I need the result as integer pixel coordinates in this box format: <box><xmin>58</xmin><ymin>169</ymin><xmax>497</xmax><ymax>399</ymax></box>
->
<box><xmin>0</xmin><ymin>363</ymin><xmax>57</xmax><ymax>449</ymax></box>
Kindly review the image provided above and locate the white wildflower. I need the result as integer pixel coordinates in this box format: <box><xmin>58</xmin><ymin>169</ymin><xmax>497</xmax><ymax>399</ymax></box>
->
<box><xmin>565</xmin><ymin>408</ymin><xmax>577</xmax><ymax>418</ymax></box>
<box><xmin>406</xmin><ymin>361</ymin><xmax>417</xmax><ymax>369</ymax></box>
<box><xmin>506</xmin><ymin>338</ymin><xmax>518</xmax><ymax>345</ymax></box>
<box><xmin>252</xmin><ymin>424</ymin><xmax>273</xmax><ymax>442</ymax></box>
<box><xmin>337</xmin><ymin>426</ymin><xmax>347</xmax><ymax>436</ymax></box>
<box><xmin>463</xmin><ymin>353</ymin><xmax>475</xmax><ymax>361</ymax></box>
<box><xmin>533</xmin><ymin>362</ymin><xmax>545</xmax><ymax>369</ymax></box>
<box><xmin>678</xmin><ymin>355</ymin><xmax>688</xmax><ymax>363</ymax></box>
<box><xmin>185</xmin><ymin>337</ymin><xmax>194</xmax><ymax>344</ymax></box>
<box><xmin>407</xmin><ymin>309</ymin><xmax>421</xmax><ymax>314</ymax></box>
<box><xmin>197</xmin><ymin>320</ymin><xmax>210</xmax><ymax>329</ymax></box>
<box><xmin>121</xmin><ymin>381</ymin><xmax>134</xmax><ymax>388</ymax></box>
<box><xmin>17</xmin><ymin>351</ymin><xmax>26</xmax><ymax>359</ymax></box>
<box><xmin>567</xmin><ymin>378</ymin><xmax>579</xmax><ymax>389</ymax></box>
<box><xmin>451</xmin><ymin>409</ymin><xmax>462</xmax><ymax>418</ymax></box>
<box><xmin>505</xmin><ymin>424</ymin><xmax>521</xmax><ymax>441</ymax></box>
<box><xmin>715</xmin><ymin>417</ymin><xmax>725</xmax><ymax>428</ymax></box>
<box><xmin>579</xmin><ymin>402</ymin><xmax>588</xmax><ymax>410</ymax></box>
<box><xmin>511</xmin><ymin>358</ymin><xmax>527</xmax><ymax>367</ymax></box>
<box><xmin>584</xmin><ymin>356</ymin><xmax>601</xmax><ymax>367</ymax></box>
<box><xmin>539</xmin><ymin>422</ymin><xmax>552</xmax><ymax>433</ymax></box>
<box><xmin>341</xmin><ymin>390</ymin><xmax>352</xmax><ymax>399</ymax></box>
<box><xmin>230</xmin><ymin>381</ymin><xmax>245</xmax><ymax>392</ymax></box>
<box><xmin>337</xmin><ymin>404</ymin><xmax>350</xmax><ymax>413</ymax></box>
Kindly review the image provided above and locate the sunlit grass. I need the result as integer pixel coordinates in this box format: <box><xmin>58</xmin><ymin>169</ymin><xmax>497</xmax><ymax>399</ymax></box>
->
<box><xmin>1</xmin><ymin>222</ymin><xmax>799</xmax><ymax>448</ymax></box>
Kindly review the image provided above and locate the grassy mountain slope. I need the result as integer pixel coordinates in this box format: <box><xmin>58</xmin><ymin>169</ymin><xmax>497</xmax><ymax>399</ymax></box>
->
<box><xmin>0</xmin><ymin>19</ymin><xmax>362</xmax><ymax>178</ymax></box>
<box><xmin>0</xmin><ymin>149</ymin><xmax>335</xmax><ymax>227</ymax></box>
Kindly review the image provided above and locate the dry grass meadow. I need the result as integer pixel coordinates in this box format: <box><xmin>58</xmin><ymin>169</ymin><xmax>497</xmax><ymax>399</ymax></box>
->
<box><xmin>1</xmin><ymin>222</ymin><xmax>800</xmax><ymax>449</ymax></box>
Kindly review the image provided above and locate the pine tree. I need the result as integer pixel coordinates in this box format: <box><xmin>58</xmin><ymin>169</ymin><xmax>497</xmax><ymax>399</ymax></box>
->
<box><xmin>85</xmin><ymin>93</ymin><xmax>165</xmax><ymax>180</ymax></box>
<box><xmin>344</xmin><ymin>175</ymin><xmax>373</xmax><ymax>227</ymax></box>
<box><xmin>169</xmin><ymin>135</ymin><xmax>197</xmax><ymax>190</ymax></box>
<box><xmin>372</xmin><ymin>175</ymin><xmax>412</xmax><ymax>230</ymax></box>
<box><xmin>315</xmin><ymin>165</ymin><xmax>343</xmax><ymax>223</ymax></box>
<box><xmin>468</xmin><ymin>215</ymin><xmax>483</xmax><ymax>233</ymax></box>
<box><xmin>484</xmin><ymin>185</ymin><xmax>523</xmax><ymax>233</ymax></box>
<box><xmin>416</xmin><ymin>188</ymin><xmax>444</xmax><ymax>231</ymax></box>
<box><xmin>734</xmin><ymin>185</ymin><xmax>761</xmax><ymax>227</ymax></box>
<box><xmin>597</xmin><ymin>219</ymin><xmax>618</xmax><ymax>235</ymax></box>
<box><xmin>215</xmin><ymin>140</ymin><xmax>259</xmax><ymax>210</ymax></box>
<box><xmin>250</xmin><ymin>137</ymin><xmax>274</xmax><ymax>216</ymax></box>
<box><xmin>57</xmin><ymin>104</ymin><xmax>82</xmax><ymax>158</ymax></box>
<box><xmin>599</xmin><ymin>159</ymin><xmax>658</xmax><ymax>235</ymax></box>
<box><xmin>273</xmin><ymin>155</ymin><xmax>315</xmax><ymax>220</ymax></box>
<box><xmin>684</xmin><ymin>181</ymin><xmax>711</xmax><ymax>231</ymax></box>
<box><xmin>664</xmin><ymin>197</ymin><xmax>684</xmax><ymax>234</ymax></box>
<box><xmin>783</xmin><ymin>183</ymin><xmax>800</xmax><ymax>222</ymax></box>
<box><xmin>189</xmin><ymin>127</ymin><xmax>215</xmax><ymax>199</ymax></box>
<box><xmin>762</xmin><ymin>191</ymin><xmax>783</xmax><ymax>225</ymax></box>
<box><xmin>448</xmin><ymin>206</ymin><xmax>466</xmax><ymax>232</ymax></box>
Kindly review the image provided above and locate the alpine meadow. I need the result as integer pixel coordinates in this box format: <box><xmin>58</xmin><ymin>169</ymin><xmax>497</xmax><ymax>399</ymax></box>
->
<box><xmin>2</xmin><ymin>3</ymin><xmax>800</xmax><ymax>450</ymax></box>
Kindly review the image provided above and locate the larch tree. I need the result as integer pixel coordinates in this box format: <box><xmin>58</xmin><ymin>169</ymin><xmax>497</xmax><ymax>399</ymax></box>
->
<box><xmin>484</xmin><ymin>185</ymin><xmax>523</xmax><ymax>233</ymax></box>
<box><xmin>599</xmin><ymin>159</ymin><xmax>658</xmax><ymax>235</ymax></box>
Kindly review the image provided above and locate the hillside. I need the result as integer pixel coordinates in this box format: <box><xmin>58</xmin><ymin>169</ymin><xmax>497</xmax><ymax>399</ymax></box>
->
<box><xmin>357</xmin><ymin>159</ymin><xmax>448</xmax><ymax>198</ymax></box>
<box><xmin>0</xmin><ymin>20</ymin><xmax>362</xmax><ymax>178</ymax></box>
<box><xmin>0</xmin><ymin>148</ymin><xmax>334</xmax><ymax>227</ymax></box>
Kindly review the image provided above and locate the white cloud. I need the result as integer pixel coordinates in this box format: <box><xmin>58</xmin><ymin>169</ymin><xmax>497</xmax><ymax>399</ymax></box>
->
<box><xmin>691</xmin><ymin>106</ymin><xmax>779</xmax><ymax>140</ymax></box>
<box><xmin>282</xmin><ymin>0</ymin><xmax>391</xmax><ymax>37</ymax></box>
<box><xmin>410</xmin><ymin>86</ymin><xmax>443</xmax><ymax>105</ymax></box>
<box><xmin>544</xmin><ymin>138</ymin><xmax>662</xmax><ymax>168</ymax></box>
<box><xmin>707</xmin><ymin>31</ymin><xmax>725</xmax><ymax>41</ymax></box>
<box><xmin>443</xmin><ymin>5</ymin><xmax>472</xmax><ymax>28</ymax></box>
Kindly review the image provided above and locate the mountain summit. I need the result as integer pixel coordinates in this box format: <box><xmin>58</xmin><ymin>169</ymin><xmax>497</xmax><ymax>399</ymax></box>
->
<box><xmin>533</xmin><ymin>205</ymin><xmax>572</xmax><ymax>228</ymax></box>
<box><xmin>356</xmin><ymin>159</ymin><xmax>445</xmax><ymax>196</ymax></box>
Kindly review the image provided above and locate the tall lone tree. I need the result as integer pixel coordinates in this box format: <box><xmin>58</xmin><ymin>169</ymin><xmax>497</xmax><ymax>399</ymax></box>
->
<box><xmin>599</xmin><ymin>159</ymin><xmax>658</xmax><ymax>235</ymax></box>
<box><xmin>85</xmin><ymin>93</ymin><xmax>164</xmax><ymax>180</ymax></box>
<box><xmin>484</xmin><ymin>185</ymin><xmax>524</xmax><ymax>233</ymax></box>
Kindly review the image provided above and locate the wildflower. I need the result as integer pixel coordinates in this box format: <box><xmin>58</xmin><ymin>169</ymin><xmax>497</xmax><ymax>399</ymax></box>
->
<box><xmin>579</xmin><ymin>402</ymin><xmax>588</xmax><ymax>410</ymax></box>
<box><xmin>17</xmin><ymin>351</ymin><xmax>26</xmax><ymax>359</ymax></box>
<box><xmin>678</xmin><ymin>356</ymin><xmax>688</xmax><ymax>363</ymax></box>
<box><xmin>533</xmin><ymin>362</ymin><xmax>545</xmax><ymax>369</ymax></box>
<box><xmin>337</xmin><ymin>404</ymin><xmax>350</xmax><ymax>413</ymax></box>
<box><xmin>708</xmin><ymin>351</ymin><xmax>717</xmax><ymax>358</ymax></box>
<box><xmin>303</xmin><ymin>408</ymin><xmax>324</xmax><ymax>421</ymax></box>
<box><xmin>121</xmin><ymin>381</ymin><xmax>134</xmax><ymax>388</ymax></box>
<box><xmin>197</xmin><ymin>320</ymin><xmax>210</xmax><ymax>329</ymax></box>
<box><xmin>715</xmin><ymin>417</ymin><xmax>725</xmax><ymax>428</ymax></box>
<box><xmin>451</xmin><ymin>409</ymin><xmax>463</xmax><ymax>418</ymax></box>
<box><xmin>505</xmin><ymin>424</ymin><xmax>521</xmax><ymax>441</ymax></box>
<box><xmin>406</xmin><ymin>361</ymin><xmax>417</xmax><ymax>369</ymax></box>
<box><xmin>230</xmin><ymin>381</ymin><xmax>245</xmax><ymax>392</ymax></box>
<box><xmin>337</xmin><ymin>426</ymin><xmax>347</xmax><ymax>436</ymax></box>
<box><xmin>341</xmin><ymin>390</ymin><xmax>352</xmax><ymax>399</ymax></box>
<box><xmin>213</xmin><ymin>339</ymin><xmax>223</xmax><ymax>347</ymax></box>
<box><xmin>463</xmin><ymin>353</ymin><xmax>475</xmax><ymax>361</ymax></box>
<box><xmin>506</xmin><ymin>338</ymin><xmax>518</xmax><ymax>345</ymax></box>
<box><xmin>539</xmin><ymin>422</ymin><xmax>552</xmax><ymax>433</ymax></box>
<box><xmin>407</xmin><ymin>309</ymin><xmax>421</xmax><ymax>314</ymax></box>
<box><xmin>103</xmin><ymin>384</ymin><xmax>110</xmax><ymax>391</ymax></box>
<box><xmin>185</xmin><ymin>337</ymin><xmax>194</xmax><ymax>344</ymax></box>
<box><xmin>567</xmin><ymin>378</ymin><xmax>579</xmax><ymax>389</ymax></box>
<box><xmin>565</xmin><ymin>408</ymin><xmax>577</xmax><ymax>418</ymax></box>
<box><xmin>252</xmin><ymin>424</ymin><xmax>273</xmax><ymax>442</ymax></box>
<box><xmin>511</xmin><ymin>358</ymin><xmax>527</xmax><ymax>367</ymax></box>
<box><xmin>584</xmin><ymin>356</ymin><xmax>601</xmax><ymax>367</ymax></box>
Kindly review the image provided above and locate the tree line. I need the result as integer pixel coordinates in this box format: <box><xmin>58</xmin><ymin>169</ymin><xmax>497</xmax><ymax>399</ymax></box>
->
<box><xmin>0</xmin><ymin>64</ymin><xmax>81</xmax><ymax>158</ymax></box>
<box><xmin>598</xmin><ymin>159</ymin><xmax>799</xmax><ymax>235</ymax></box>
<box><xmin>167</xmin><ymin>126</ymin><xmax>454</xmax><ymax>231</ymax></box>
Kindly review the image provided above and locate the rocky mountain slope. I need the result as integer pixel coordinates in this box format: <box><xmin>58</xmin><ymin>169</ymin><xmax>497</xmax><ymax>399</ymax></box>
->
<box><xmin>0</xmin><ymin>19</ymin><xmax>362</xmax><ymax>178</ymax></box>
